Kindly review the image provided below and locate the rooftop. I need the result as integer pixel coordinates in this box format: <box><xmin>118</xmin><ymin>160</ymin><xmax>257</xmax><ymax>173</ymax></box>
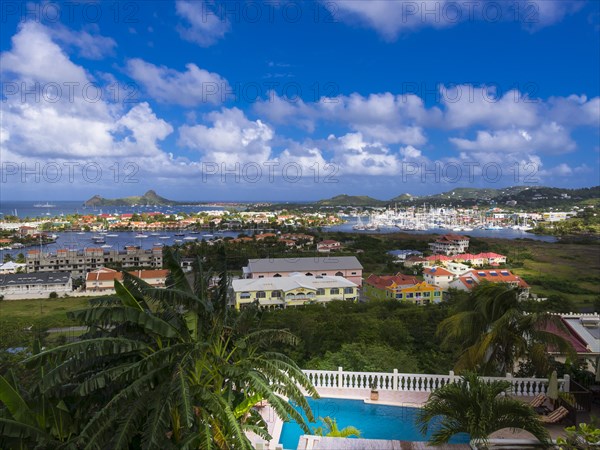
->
<box><xmin>246</xmin><ymin>256</ymin><xmax>363</xmax><ymax>273</ymax></box>
<box><xmin>232</xmin><ymin>274</ymin><xmax>357</xmax><ymax>292</ymax></box>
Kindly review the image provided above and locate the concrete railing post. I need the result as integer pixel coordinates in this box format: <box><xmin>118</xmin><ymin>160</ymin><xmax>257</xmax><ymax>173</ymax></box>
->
<box><xmin>338</xmin><ymin>366</ymin><xmax>343</xmax><ymax>389</ymax></box>
<box><xmin>563</xmin><ymin>374</ymin><xmax>570</xmax><ymax>392</ymax></box>
<box><xmin>393</xmin><ymin>369</ymin><xmax>398</xmax><ymax>391</ymax></box>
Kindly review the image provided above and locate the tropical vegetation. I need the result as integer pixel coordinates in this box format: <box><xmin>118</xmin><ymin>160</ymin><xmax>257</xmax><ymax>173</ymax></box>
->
<box><xmin>437</xmin><ymin>284</ymin><xmax>576</xmax><ymax>376</ymax></box>
<box><xmin>0</xmin><ymin>249</ymin><xmax>317</xmax><ymax>449</ymax></box>
<box><xmin>312</xmin><ymin>416</ymin><xmax>361</xmax><ymax>438</ymax></box>
<box><xmin>416</xmin><ymin>373</ymin><xmax>551</xmax><ymax>446</ymax></box>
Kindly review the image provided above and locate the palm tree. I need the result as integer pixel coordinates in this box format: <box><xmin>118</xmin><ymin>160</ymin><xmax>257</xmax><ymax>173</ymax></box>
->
<box><xmin>416</xmin><ymin>373</ymin><xmax>551</xmax><ymax>446</ymax></box>
<box><xmin>312</xmin><ymin>416</ymin><xmax>361</xmax><ymax>438</ymax></box>
<box><xmin>437</xmin><ymin>284</ymin><xmax>575</xmax><ymax>376</ymax></box>
<box><xmin>23</xmin><ymin>249</ymin><xmax>318</xmax><ymax>449</ymax></box>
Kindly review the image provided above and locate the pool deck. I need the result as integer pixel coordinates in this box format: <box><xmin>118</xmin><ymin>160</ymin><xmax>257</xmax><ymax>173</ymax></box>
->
<box><xmin>249</xmin><ymin>387</ymin><xmax>571</xmax><ymax>449</ymax></box>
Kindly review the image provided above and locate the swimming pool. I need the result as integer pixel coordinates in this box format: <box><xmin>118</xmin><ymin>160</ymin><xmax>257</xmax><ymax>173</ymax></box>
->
<box><xmin>279</xmin><ymin>397</ymin><xmax>470</xmax><ymax>449</ymax></box>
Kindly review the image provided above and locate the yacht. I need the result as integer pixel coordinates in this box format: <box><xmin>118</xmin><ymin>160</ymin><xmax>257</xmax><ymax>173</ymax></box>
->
<box><xmin>106</xmin><ymin>234</ymin><xmax>119</xmax><ymax>237</ymax></box>
<box><xmin>134</xmin><ymin>234</ymin><xmax>149</xmax><ymax>239</ymax></box>
<box><xmin>92</xmin><ymin>236</ymin><xmax>106</xmax><ymax>244</ymax></box>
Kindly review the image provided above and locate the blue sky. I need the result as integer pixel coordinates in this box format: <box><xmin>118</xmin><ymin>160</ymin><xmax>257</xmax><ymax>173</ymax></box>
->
<box><xmin>1</xmin><ymin>0</ymin><xmax>599</xmax><ymax>201</ymax></box>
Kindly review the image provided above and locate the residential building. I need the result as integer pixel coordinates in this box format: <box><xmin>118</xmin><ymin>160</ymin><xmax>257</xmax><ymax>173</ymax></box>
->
<box><xmin>231</xmin><ymin>274</ymin><xmax>358</xmax><ymax>309</ymax></box>
<box><xmin>317</xmin><ymin>240</ymin><xmax>342</xmax><ymax>252</ymax></box>
<box><xmin>242</xmin><ymin>256</ymin><xmax>363</xmax><ymax>286</ymax></box>
<box><xmin>423</xmin><ymin>266</ymin><xmax>455</xmax><ymax>290</ymax></box>
<box><xmin>545</xmin><ymin>313</ymin><xmax>599</xmax><ymax>373</ymax></box>
<box><xmin>449</xmin><ymin>269</ymin><xmax>530</xmax><ymax>298</ymax></box>
<box><xmin>85</xmin><ymin>267</ymin><xmax>169</xmax><ymax>292</ymax></box>
<box><xmin>387</xmin><ymin>250</ymin><xmax>423</xmax><ymax>261</ymax></box>
<box><xmin>363</xmin><ymin>274</ymin><xmax>444</xmax><ymax>305</ymax></box>
<box><xmin>0</xmin><ymin>261</ymin><xmax>27</xmax><ymax>274</ymax></box>
<box><xmin>0</xmin><ymin>271</ymin><xmax>72</xmax><ymax>298</ymax></box>
<box><xmin>26</xmin><ymin>246</ymin><xmax>163</xmax><ymax>277</ymax></box>
<box><xmin>429</xmin><ymin>234</ymin><xmax>470</xmax><ymax>255</ymax></box>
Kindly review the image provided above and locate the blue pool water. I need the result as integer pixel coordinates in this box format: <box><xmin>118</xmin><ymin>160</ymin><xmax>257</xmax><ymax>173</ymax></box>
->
<box><xmin>279</xmin><ymin>398</ymin><xmax>470</xmax><ymax>449</ymax></box>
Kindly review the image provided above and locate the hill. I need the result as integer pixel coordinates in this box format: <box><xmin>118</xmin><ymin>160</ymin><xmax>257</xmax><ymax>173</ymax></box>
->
<box><xmin>316</xmin><ymin>194</ymin><xmax>387</xmax><ymax>207</ymax></box>
<box><xmin>84</xmin><ymin>190</ymin><xmax>177</xmax><ymax>207</ymax></box>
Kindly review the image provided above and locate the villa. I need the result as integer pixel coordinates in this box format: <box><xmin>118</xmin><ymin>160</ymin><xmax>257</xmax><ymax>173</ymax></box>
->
<box><xmin>316</xmin><ymin>240</ymin><xmax>342</xmax><ymax>252</ymax></box>
<box><xmin>429</xmin><ymin>234</ymin><xmax>470</xmax><ymax>256</ymax></box>
<box><xmin>364</xmin><ymin>274</ymin><xmax>444</xmax><ymax>305</ymax></box>
<box><xmin>242</xmin><ymin>256</ymin><xmax>363</xmax><ymax>286</ymax></box>
<box><xmin>449</xmin><ymin>269</ymin><xmax>530</xmax><ymax>297</ymax></box>
<box><xmin>85</xmin><ymin>267</ymin><xmax>169</xmax><ymax>292</ymax></box>
<box><xmin>423</xmin><ymin>266</ymin><xmax>455</xmax><ymax>289</ymax></box>
<box><xmin>231</xmin><ymin>274</ymin><xmax>358</xmax><ymax>309</ymax></box>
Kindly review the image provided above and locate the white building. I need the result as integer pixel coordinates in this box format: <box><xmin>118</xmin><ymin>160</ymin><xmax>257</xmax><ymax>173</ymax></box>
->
<box><xmin>429</xmin><ymin>234</ymin><xmax>470</xmax><ymax>256</ymax></box>
<box><xmin>0</xmin><ymin>272</ymin><xmax>72</xmax><ymax>299</ymax></box>
<box><xmin>231</xmin><ymin>274</ymin><xmax>358</xmax><ymax>309</ymax></box>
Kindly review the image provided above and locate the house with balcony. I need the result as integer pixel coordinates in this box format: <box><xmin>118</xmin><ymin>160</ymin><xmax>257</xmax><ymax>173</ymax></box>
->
<box><xmin>449</xmin><ymin>269</ymin><xmax>530</xmax><ymax>298</ymax></box>
<box><xmin>423</xmin><ymin>266</ymin><xmax>455</xmax><ymax>290</ymax></box>
<box><xmin>364</xmin><ymin>274</ymin><xmax>443</xmax><ymax>305</ymax></box>
<box><xmin>242</xmin><ymin>256</ymin><xmax>363</xmax><ymax>286</ymax></box>
<box><xmin>85</xmin><ymin>267</ymin><xmax>169</xmax><ymax>293</ymax></box>
<box><xmin>0</xmin><ymin>271</ymin><xmax>72</xmax><ymax>299</ymax></box>
<box><xmin>317</xmin><ymin>240</ymin><xmax>342</xmax><ymax>253</ymax></box>
<box><xmin>231</xmin><ymin>274</ymin><xmax>358</xmax><ymax>309</ymax></box>
<box><xmin>429</xmin><ymin>234</ymin><xmax>470</xmax><ymax>255</ymax></box>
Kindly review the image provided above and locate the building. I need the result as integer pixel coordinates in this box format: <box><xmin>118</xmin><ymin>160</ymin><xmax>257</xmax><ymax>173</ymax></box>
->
<box><xmin>363</xmin><ymin>274</ymin><xmax>443</xmax><ymax>305</ymax></box>
<box><xmin>317</xmin><ymin>240</ymin><xmax>342</xmax><ymax>252</ymax></box>
<box><xmin>85</xmin><ymin>267</ymin><xmax>169</xmax><ymax>292</ymax></box>
<box><xmin>0</xmin><ymin>261</ymin><xmax>27</xmax><ymax>274</ymax></box>
<box><xmin>449</xmin><ymin>269</ymin><xmax>530</xmax><ymax>298</ymax></box>
<box><xmin>242</xmin><ymin>256</ymin><xmax>363</xmax><ymax>286</ymax></box>
<box><xmin>26</xmin><ymin>246</ymin><xmax>163</xmax><ymax>277</ymax></box>
<box><xmin>423</xmin><ymin>266</ymin><xmax>455</xmax><ymax>290</ymax></box>
<box><xmin>429</xmin><ymin>234</ymin><xmax>470</xmax><ymax>255</ymax></box>
<box><xmin>231</xmin><ymin>274</ymin><xmax>358</xmax><ymax>309</ymax></box>
<box><xmin>387</xmin><ymin>250</ymin><xmax>423</xmax><ymax>261</ymax></box>
<box><xmin>545</xmin><ymin>314</ymin><xmax>599</xmax><ymax>373</ymax></box>
<box><xmin>0</xmin><ymin>271</ymin><xmax>72</xmax><ymax>298</ymax></box>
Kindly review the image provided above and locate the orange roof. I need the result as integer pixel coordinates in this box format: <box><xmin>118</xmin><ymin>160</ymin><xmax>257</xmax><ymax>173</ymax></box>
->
<box><xmin>365</xmin><ymin>273</ymin><xmax>418</xmax><ymax>290</ymax></box>
<box><xmin>423</xmin><ymin>267</ymin><xmax>454</xmax><ymax>277</ymax></box>
<box><xmin>466</xmin><ymin>269</ymin><xmax>529</xmax><ymax>288</ymax></box>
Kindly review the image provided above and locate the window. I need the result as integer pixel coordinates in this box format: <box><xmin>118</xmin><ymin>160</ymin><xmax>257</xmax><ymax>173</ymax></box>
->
<box><xmin>321</xmin><ymin>273</ymin><xmax>327</xmax><ymax>276</ymax></box>
<box><xmin>240</xmin><ymin>292</ymin><xmax>251</xmax><ymax>299</ymax></box>
<box><xmin>344</xmin><ymin>287</ymin><xmax>353</xmax><ymax>294</ymax></box>
<box><xmin>274</xmin><ymin>273</ymin><xmax>282</xmax><ymax>277</ymax></box>
<box><xmin>396</xmin><ymin>293</ymin><xmax>403</xmax><ymax>299</ymax></box>
<box><xmin>256</xmin><ymin>291</ymin><xmax>266</xmax><ymax>298</ymax></box>
<box><xmin>271</xmin><ymin>290</ymin><xmax>282</xmax><ymax>298</ymax></box>
<box><xmin>335</xmin><ymin>271</ymin><xmax>343</xmax><ymax>277</ymax></box>
<box><xmin>330</xmin><ymin>288</ymin><xmax>339</xmax><ymax>295</ymax></box>
<box><xmin>351</xmin><ymin>272</ymin><xmax>357</xmax><ymax>275</ymax></box>
<box><xmin>423</xmin><ymin>292</ymin><xmax>430</xmax><ymax>297</ymax></box>
<box><xmin>305</xmin><ymin>272</ymin><xmax>313</xmax><ymax>276</ymax></box>
<box><xmin>406</xmin><ymin>293</ymin><xmax>414</xmax><ymax>298</ymax></box>
<box><xmin>434</xmin><ymin>291</ymin><xmax>440</xmax><ymax>296</ymax></box>
<box><xmin>258</xmin><ymin>275</ymin><xmax>264</xmax><ymax>279</ymax></box>
<box><xmin>316</xmin><ymin>288</ymin><xmax>325</xmax><ymax>296</ymax></box>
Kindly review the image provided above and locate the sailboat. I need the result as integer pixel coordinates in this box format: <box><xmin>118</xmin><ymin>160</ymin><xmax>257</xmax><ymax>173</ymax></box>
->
<box><xmin>352</xmin><ymin>215</ymin><xmax>366</xmax><ymax>230</ymax></box>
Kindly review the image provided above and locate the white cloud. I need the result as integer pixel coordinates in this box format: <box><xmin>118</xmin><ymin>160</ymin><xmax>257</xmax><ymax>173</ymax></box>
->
<box><xmin>178</xmin><ymin>108</ymin><xmax>273</xmax><ymax>164</ymax></box>
<box><xmin>441</xmin><ymin>85</ymin><xmax>540</xmax><ymax>129</ymax></box>
<box><xmin>326</xmin><ymin>132</ymin><xmax>402</xmax><ymax>175</ymax></box>
<box><xmin>49</xmin><ymin>24</ymin><xmax>117</xmax><ymax>60</ymax></box>
<box><xmin>175</xmin><ymin>0</ymin><xmax>230</xmax><ymax>47</ymax></box>
<box><xmin>126</xmin><ymin>58</ymin><xmax>229</xmax><ymax>106</ymax></box>
<box><xmin>449</xmin><ymin>122</ymin><xmax>576</xmax><ymax>154</ymax></box>
<box><xmin>330</xmin><ymin>0</ymin><xmax>585</xmax><ymax>39</ymax></box>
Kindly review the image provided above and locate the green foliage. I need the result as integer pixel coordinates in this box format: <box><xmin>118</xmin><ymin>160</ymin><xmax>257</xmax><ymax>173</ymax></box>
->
<box><xmin>312</xmin><ymin>416</ymin><xmax>361</xmax><ymax>438</ymax></box>
<box><xmin>438</xmin><ymin>284</ymin><xmax>576</xmax><ymax>376</ymax></box>
<box><xmin>416</xmin><ymin>373</ymin><xmax>551</xmax><ymax>446</ymax></box>
<box><xmin>1</xmin><ymin>249</ymin><xmax>318</xmax><ymax>449</ymax></box>
<box><xmin>307</xmin><ymin>343</ymin><xmax>420</xmax><ymax>373</ymax></box>
<box><xmin>556</xmin><ymin>421</ymin><xmax>600</xmax><ymax>449</ymax></box>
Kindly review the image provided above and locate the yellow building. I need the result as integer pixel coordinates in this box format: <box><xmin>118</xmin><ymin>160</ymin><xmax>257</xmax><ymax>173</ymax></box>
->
<box><xmin>395</xmin><ymin>281</ymin><xmax>443</xmax><ymax>305</ymax></box>
<box><xmin>231</xmin><ymin>274</ymin><xmax>358</xmax><ymax>309</ymax></box>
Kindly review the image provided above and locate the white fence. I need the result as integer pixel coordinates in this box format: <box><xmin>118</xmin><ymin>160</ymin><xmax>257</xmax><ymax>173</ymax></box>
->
<box><xmin>303</xmin><ymin>369</ymin><xmax>569</xmax><ymax>397</ymax></box>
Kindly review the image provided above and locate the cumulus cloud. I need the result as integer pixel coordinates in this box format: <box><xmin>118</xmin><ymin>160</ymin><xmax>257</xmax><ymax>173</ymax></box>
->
<box><xmin>175</xmin><ymin>0</ymin><xmax>230</xmax><ymax>47</ymax></box>
<box><xmin>126</xmin><ymin>58</ymin><xmax>229</xmax><ymax>106</ymax></box>
<box><xmin>178</xmin><ymin>108</ymin><xmax>274</xmax><ymax>164</ymax></box>
<box><xmin>449</xmin><ymin>122</ymin><xmax>576</xmax><ymax>154</ymax></box>
<box><xmin>330</xmin><ymin>0</ymin><xmax>585</xmax><ymax>39</ymax></box>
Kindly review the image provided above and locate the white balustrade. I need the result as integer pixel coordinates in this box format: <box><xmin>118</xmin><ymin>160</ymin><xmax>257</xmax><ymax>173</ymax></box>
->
<box><xmin>302</xmin><ymin>369</ymin><xmax>567</xmax><ymax>396</ymax></box>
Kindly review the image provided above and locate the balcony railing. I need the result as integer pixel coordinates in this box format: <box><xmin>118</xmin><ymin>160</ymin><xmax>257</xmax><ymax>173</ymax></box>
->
<box><xmin>303</xmin><ymin>369</ymin><xmax>569</xmax><ymax>397</ymax></box>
